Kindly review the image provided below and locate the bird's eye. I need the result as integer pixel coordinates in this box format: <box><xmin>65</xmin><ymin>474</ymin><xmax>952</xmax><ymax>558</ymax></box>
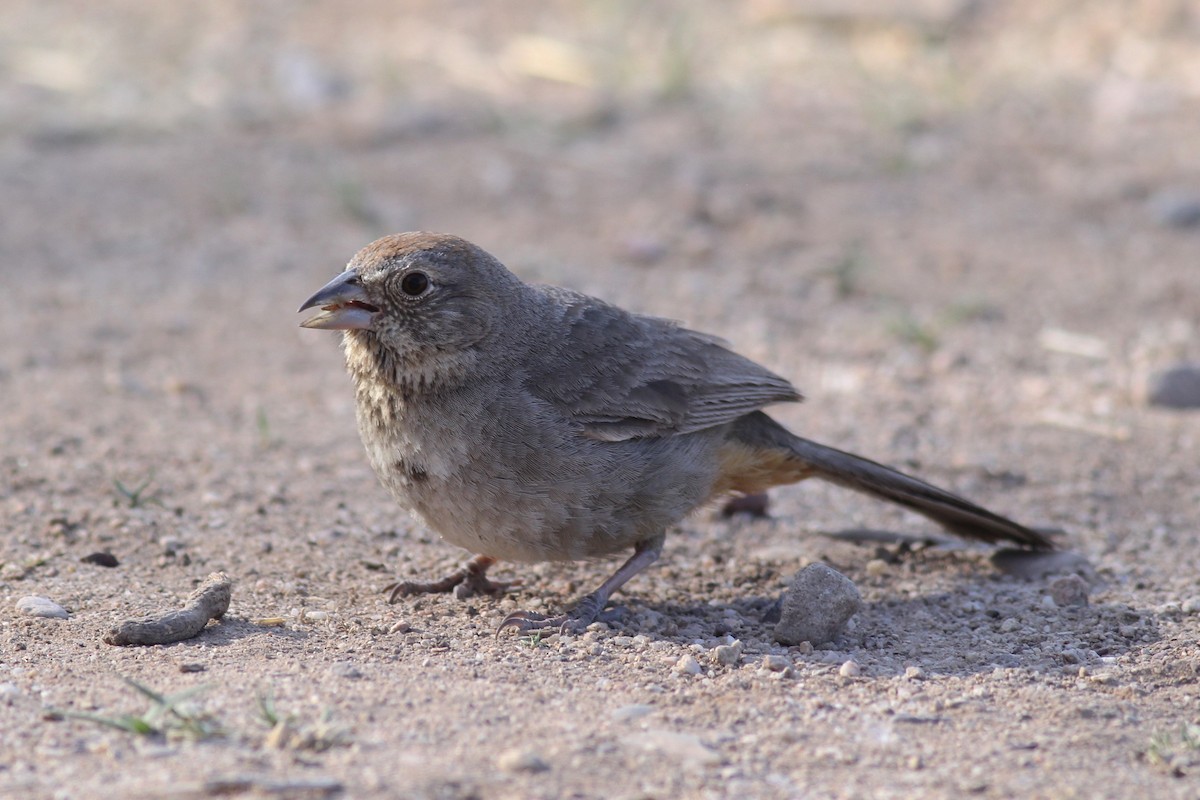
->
<box><xmin>400</xmin><ymin>271</ymin><xmax>430</xmax><ymax>297</ymax></box>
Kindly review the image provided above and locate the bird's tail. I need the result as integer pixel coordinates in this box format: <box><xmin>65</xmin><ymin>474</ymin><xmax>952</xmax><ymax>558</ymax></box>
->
<box><xmin>723</xmin><ymin>412</ymin><xmax>1053</xmax><ymax>549</ymax></box>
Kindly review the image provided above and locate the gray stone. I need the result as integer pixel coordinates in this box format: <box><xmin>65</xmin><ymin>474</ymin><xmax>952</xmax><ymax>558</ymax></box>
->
<box><xmin>1148</xmin><ymin>189</ymin><xmax>1200</xmax><ymax>229</ymax></box>
<box><xmin>611</xmin><ymin>704</ymin><xmax>655</xmax><ymax>723</ymax></box>
<box><xmin>761</xmin><ymin>654</ymin><xmax>791</xmax><ymax>672</ymax></box>
<box><xmin>1147</xmin><ymin>364</ymin><xmax>1200</xmax><ymax>409</ymax></box>
<box><xmin>712</xmin><ymin>640</ymin><xmax>744</xmax><ymax>666</ymax></box>
<box><xmin>622</xmin><ymin>730</ymin><xmax>721</xmax><ymax>765</ymax></box>
<box><xmin>497</xmin><ymin>748</ymin><xmax>550</xmax><ymax>774</ymax></box>
<box><xmin>773</xmin><ymin>563</ymin><xmax>863</xmax><ymax>646</ymax></box>
<box><xmin>330</xmin><ymin>661</ymin><xmax>362</xmax><ymax>679</ymax></box>
<box><xmin>15</xmin><ymin>596</ymin><xmax>68</xmax><ymax>619</ymax></box>
<box><xmin>1047</xmin><ymin>575</ymin><xmax>1090</xmax><ymax>607</ymax></box>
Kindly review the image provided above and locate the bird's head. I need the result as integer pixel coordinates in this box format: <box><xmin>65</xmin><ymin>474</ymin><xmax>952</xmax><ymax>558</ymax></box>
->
<box><xmin>299</xmin><ymin>233</ymin><xmax>525</xmax><ymax>388</ymax></box>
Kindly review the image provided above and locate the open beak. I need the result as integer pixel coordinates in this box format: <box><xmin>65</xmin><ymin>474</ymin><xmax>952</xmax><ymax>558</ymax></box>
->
<box><xmin>298</xmin><ymin>269</ymin><xmax>380</xmax><ymax>330</ymax></box>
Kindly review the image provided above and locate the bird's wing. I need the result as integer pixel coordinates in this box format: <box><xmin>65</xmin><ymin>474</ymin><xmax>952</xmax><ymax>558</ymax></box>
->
<box><xmin>526</xmin><ymin>288</ymin><xmax>801</xmax><ymax>441</ymax></box>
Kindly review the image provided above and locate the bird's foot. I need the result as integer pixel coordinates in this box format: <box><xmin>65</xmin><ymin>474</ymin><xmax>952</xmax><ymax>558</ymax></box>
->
<box><xmin>384</xmin><ymin>555</ymin><xmax>519</xmax><ymax>603</ymax></box>
<box><xmin>495</xmin><ymin>593</ymin><xmax>606</xmax><ymax>637</ymax></box>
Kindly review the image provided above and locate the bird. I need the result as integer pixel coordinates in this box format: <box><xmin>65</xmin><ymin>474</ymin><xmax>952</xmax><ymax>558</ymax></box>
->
<box><xmin>299</xmin><ymin>232</ymin><xmax>1052</xmax><ymax>634</ymax></box>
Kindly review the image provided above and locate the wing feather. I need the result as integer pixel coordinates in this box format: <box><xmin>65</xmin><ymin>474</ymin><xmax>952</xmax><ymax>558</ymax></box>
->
<box><xmin>526</xmin><ymin>287</ymin><xmax>800</xmax><ymax>440</ymax></box>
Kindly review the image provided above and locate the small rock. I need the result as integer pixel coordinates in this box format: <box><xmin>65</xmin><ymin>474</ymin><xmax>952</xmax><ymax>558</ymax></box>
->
<box><xmin>388</xmin><ymin>620</ymin><xmax>411</xmax><ymax>634</ymax></box>
<box><xmin>0</xmin><ymin>682</ymin><xmax>19</xmax><ymax>704</ymax></box>
<box><xmin>330</xmin><ymin>661</ymin><xmax>362</xmax><ymax>679</ymax></box>
<box><xmin>1147</xmin><ymin>363</ymin><xmax>1200</xmax><ymax>409</ymax></box>
<box><xmin>864</xmin><ymin>559</ymin><xmax>889</xmax><ymax>577</ymax></box>
<box><xmin>16</xmin><ymin>596</ymin><xmax>68</xmax><ymax>619</ymax></box>
<box><xmin>611</xmin><ymin>704</ymin><xmax>655</xmax><ymax>723</ymax></box>
<box><xmin>761</xmin><ymin>654</ymin><xmax>791</xmax><ymax>672</ymax></box>
<box><xmin>1182</xmin><ymin>597</ymin><xmax>1200</xmax><ymax>615</ymax></box>
<box><xmin>159</xmin><ymin>536</ymin><xmax>184</xmax><ymax>556</ymax></box>
<box><xmin>904</xmin><ymin>666</ymin><xmax>924</xmax><ymax>680</ymax></box>
<box><xmin>1041</xmin><ymin>594</ymin><xmax>1058</xmax><ymax>610</ymax></box>
<box><xmin>773</xmin><ymin>563</ymin><xmax>863</xmax><ymax>646</ymax></box>
<box><xmin>622</xmin><ymin>730</ymin><xmax>721</xmax><ymax>765</ymax></box>
<box><xmin>712</xmin><ymin>640</ymin><xmax>744</xmax><ymax>666</ymax></box>
<box><xmin>674</xmin><ymin>655</ymin><xmax>702</xmax><ymax>675</ymax></box>
<box><xmin>178</xmin><ymin>662</ymin><xmax>206</xmax><ymax>674</ymax></box>
<box><xmin>1000</xmin><ymin>617</ymin><xmax>1021</xmax><ymax>633</ymax></box>
<box><xmin>1148</xmin><ymin>189</ymin><xmax>1200</xmax><ymax>229</ymax></box>
<box><xmin>839</xmin><ymin>660</ymin><xmax>861</xmax><ymax>677</ymax></box>
<box><xmin>1048</xmin><ymin>575</ymin><xmax>1090</xmax><ymax>607</ymax></box>
<box><xmin>303</xmin><ymin>610</ymin><xmax>329</xmax><ymax>622</ymax></box>
<box><xmin>620</xmin><ymin>235</ymin><xmax>668</xmax><ymax>266</ymax></box>
<box><xmin>81</xmin><ymin>552</ymin><xmax>119</xmax><ymax>568</ymax></box>
<box><xmin>497</xmin><ymin>749</ymin><xmax>550</xmax><ymax>774</ymax></box>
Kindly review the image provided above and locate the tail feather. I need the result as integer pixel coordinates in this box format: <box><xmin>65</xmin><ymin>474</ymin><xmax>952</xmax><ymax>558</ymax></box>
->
<box><xmin>730</xmin><ymin>412</ymin><xmax>1053</xmax><ymax>550</ymax></box>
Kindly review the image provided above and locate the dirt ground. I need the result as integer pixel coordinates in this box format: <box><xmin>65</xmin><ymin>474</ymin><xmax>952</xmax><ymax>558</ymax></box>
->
<box><xmin>2</xmin><ymin>2</ymin><xmax>1200</xmax><ymax>798</ymax></box>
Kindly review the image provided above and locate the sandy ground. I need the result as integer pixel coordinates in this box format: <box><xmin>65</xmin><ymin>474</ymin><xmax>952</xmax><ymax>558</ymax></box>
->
<box><xmin>2</xmin><ymin>2</ymin><xmax>1200</xmax><ymax>798</ymax></box>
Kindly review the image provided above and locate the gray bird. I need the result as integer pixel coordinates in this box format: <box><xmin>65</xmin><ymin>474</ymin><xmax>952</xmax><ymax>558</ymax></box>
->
<box><xmin>300</xmin><ymin>233</ymin><xmax>1051</xmax><ymax>633</ymax></box>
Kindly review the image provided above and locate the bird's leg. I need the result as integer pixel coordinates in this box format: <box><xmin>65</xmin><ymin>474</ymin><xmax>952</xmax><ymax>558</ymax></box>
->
<box><xmin>384</xmin><ymin>554</ymin><xmax>520</xmax><ymax>603</ymax></box>
<box><xmin>497</xmin><ymin>537</ymin><xmax>663</xmax><ymax>636</ymax></box>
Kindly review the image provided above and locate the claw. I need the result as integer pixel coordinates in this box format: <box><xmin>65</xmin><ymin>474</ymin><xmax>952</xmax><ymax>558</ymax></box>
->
<box><xmin>382</xmin><ymin>555</ymin><xmax>514</xmax><ymax>603</ymax></box>
<box><xmin>383</xmin><ymin>580</ymin><xmax>423</xmax><ymax>604</ymax></box>
<box><xmin>495</xmin><ymin>592</ymin><xmax>607</xmax><ymax>637</ymax></box>
<box><xmin>495</xmin><ymin>610</ymin><xmax>573</xmax><ymax>638</ymax></box>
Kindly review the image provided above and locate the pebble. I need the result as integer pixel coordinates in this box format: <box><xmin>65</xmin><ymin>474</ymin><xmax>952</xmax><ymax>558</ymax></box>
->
<box><xmin>1047</xmin><ymin>575</ymin><xmax>1090</xmax><ymax>607</ymax></box>
<box><xmin>839</xmin><ymin>660</ymin><xmax>861</xmax><ymax>677</ymax></box>
<box><xmin>1147</xmin><ymin>363</ymin><xmax>1200</xmax><ymax>409</ymax></box>
<box><xmin>1182</xmin><ymin>597</ymin><xmax>1200</xmax><ymax>615</ymax></box>
<box><xmin>774</xmin><ymin>563</ymin><xmax>863</xmax><ymax>646</ymax></box>
<box><xmin>712</xmin><ymin>640</ymin><xmax>744</xmax><ymax>667</ymax></box>
<box><xmin>611</xmin><ymin>704</ymin><xmax>655</xmax><ymax>723</ymax></box>
<box><xmin>497</xmin><ymin>749</ymin><xmax>550</xmax><ymax>774</ymax></box>
<box><xmin>81</xmin><ymin>552</ymin><xmax>119</xmax><ymax>568</ymax></box>
<box><xmin>330</xmin><ymin>661</ymin><xmax>362</xmax><ymax>679</ymax></box>
<box><xmin>0</xmin><ymin>682</ymin><xmax>19</xmax><ymax>704</ymax></box>
<box><xmin>159</xmin><ymin>536</ymin><xmax>185</xmax><ymax>556</ymax></box>
<box><xmin>15</xmin><ymin>596</ymin><xmax>68</xmax><ymax>619</ymax></box>
<box><xmin>620</xmin><ymin>235</ymin><xmax>668</xmax><ymax>265</ymax></box>
<box><xmin>904</xmin><ymin>666</ymin><xmax>924</xmax><ymax>680</ymax></box>
<box><xmin>762</xmin><ymin>654</ymin><xmax>791</xmax><ymax>672</ymax></box>
<box><xmin>1148</xmin><ymin>189</ymin><xmax>1200</xmax><ymax>229</ymax></box>
<box><xmin>674</xmin><ymin>655</ymin><xmax>702</xmax><ymax>676</ymax></box>
<box><xmin>622</xmin><ymin>730</ymin><xmax>721</xmax><ymax>765</ymax></box>
<box><xmin>1000</xmin><ymin>617</ymin><xmax>1021</xmax><ymax>633</ymax></box>
<box><xmin>864</xmin><ymin>559</ymin><xmax>889</xmax><ymax>577</ymax></box>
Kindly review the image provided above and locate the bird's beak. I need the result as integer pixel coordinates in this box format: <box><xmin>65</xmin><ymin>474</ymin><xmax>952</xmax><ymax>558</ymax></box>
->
<box><xmin>298</xmin><ymin>269</ymin><xmax>380</xmax><ymax>330</ymax></box>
